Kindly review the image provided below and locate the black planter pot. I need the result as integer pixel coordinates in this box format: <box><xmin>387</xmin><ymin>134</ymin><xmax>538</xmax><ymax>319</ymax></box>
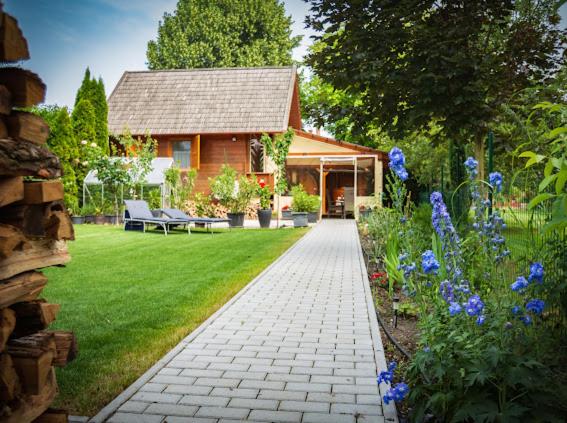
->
<box><xmin>282</xmin><ymin>209</ymin><xmax>293</xmax><ymax>220</ymax></box>
<box><xmin>105</xmin><ymin>215</ymin><xmax>118</xmax><ymax>225</ymax></box>
<box><xmin>94</xmin><ymin>215</ymin><xmax>106</xmax><ymax>225</ymax></box>
<box><xmin>359</xmin><ymin>208</ymin><xmax>372</xmax><ymax>219</ymax></box>
<box><xmin>85</xmin><ymin>215</ymin><xmax>95</xmax><ymax>224</ymax></box>
<box><xmin>307</xmin><ymin>211</ymin><xmax>319</xmax><ymax>223</ymax></box>
<box><xmin>258</xmin><ymin>209</ymin><xmax>272</xmax><ymax>228</ymax></box>
<box><xmin>227</xmin><ymin>212</ymin><xmax>245</xmax><ymax>228</ymax></box>
<box><xmin>71</xmin><ymin>216</ymin><xmax>85</xmax><ymax>225</ymax></box>
<box><xmin>292</xmin><ymin>212</ymin><xmax>308</xmax><ymax>227</ymax></box>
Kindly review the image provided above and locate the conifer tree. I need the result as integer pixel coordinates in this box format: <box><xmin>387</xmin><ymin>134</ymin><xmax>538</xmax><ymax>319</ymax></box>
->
<box><xmin>75</xmin><ymin>68</ymin><xmax>109</xmax><ymax>154</ymax></box>
<box><xmin>72</xmin><ymin>98</ymin><xmax>97</xmax><ymax>189</ymax></box>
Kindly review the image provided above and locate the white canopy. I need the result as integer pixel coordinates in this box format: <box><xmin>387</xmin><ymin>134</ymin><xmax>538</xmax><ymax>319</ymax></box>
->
<box><xmin>84</xmin><ymin>157</ymin><xmax>174</xmax><ymax>186</ymax></box>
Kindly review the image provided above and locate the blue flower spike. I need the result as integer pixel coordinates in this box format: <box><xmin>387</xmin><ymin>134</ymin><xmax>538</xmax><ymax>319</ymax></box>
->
<box><xmin>528</xmin><ymin>262</ymin><xmax>544</xmax><ymax>284</ymax></box>
<box><xmin>489</xmin><ymin>172</ymin><xmax>503</xmax><ymax>192</ymax></box>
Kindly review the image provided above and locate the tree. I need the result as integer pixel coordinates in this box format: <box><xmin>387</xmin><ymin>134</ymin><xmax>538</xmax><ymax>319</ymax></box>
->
<box><xmin>32</xmin><ymin>105</ymin><xmax>80</xmax><ymax>212</ymax></box>
<box><xmin>147</xmin><ymin>0</ymin><xmax>301</xmax><ymax>69</ymax></box>
<box><xmin>75</xmin><ymin>68</ymin><xmax>109</xmax><ymax>154</ymax></box>
<box><xmin>72</xmin><ymin>98</ymin><xmax>97</xmax><ymax>189</ymax></box>
<box><xmin>306</xmin><ymin>0</ymin><xmax>565</xmax><ymax>218</ymax></box>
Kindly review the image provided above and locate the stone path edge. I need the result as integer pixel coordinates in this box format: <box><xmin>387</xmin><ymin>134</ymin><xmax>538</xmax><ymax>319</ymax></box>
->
<box><xmin>354</xmin><ymin>226</ymin><xmax>399</xmax><ymax>423</ymax></box>
<box><xmin>89</xmin><ymin>227</ymin><xmax>314</xmax><ymax>423</ymax></box>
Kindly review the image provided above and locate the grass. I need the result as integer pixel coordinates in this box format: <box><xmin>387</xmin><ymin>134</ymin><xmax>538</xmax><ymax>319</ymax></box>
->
<box><xmin>42</xmin><ymin>224</ymin><xmax>308</xmax><ymax>416</ymax></box>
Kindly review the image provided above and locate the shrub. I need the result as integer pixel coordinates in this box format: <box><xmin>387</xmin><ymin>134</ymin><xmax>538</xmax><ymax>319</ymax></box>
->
<box><xmin>209</xmin><ymin>165</ymin><xmax>256</xmax><ymax>213</ymax></box>
<box><xmin>290</xmin><ymin>185</ymin><xmax>311</xmax><ymax>212</ymax></box>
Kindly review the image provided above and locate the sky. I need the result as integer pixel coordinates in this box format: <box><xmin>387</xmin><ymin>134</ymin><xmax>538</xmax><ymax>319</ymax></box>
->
<box><xmin>4</xmin><ymin>0</ymin><xmax>315</xmax><ymax>107</ymax></box>
<box><xmin>4</xmin><ymin>1</ymin><xmax>567</xmax><ymax>108</ymax></box>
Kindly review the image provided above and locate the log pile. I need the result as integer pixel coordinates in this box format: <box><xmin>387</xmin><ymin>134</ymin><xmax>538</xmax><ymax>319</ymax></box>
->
<box><xmin>0</xmin><ymin>8</ymin><xmax>76</xmax><ymax>423</ymax></box>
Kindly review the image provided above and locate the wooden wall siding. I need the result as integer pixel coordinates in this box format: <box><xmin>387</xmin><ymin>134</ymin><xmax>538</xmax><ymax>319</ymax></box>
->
<box><xmin>195</xmin><ymin>134</ymin><xmax>248</xmax><ymax>193</ymax></box>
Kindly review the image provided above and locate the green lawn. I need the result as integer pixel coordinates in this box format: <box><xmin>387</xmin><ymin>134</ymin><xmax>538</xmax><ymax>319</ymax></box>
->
<box><xmin>42</xmin><ymin>224</ymin><xmax>307</xmax><ymax>415</ymax></box>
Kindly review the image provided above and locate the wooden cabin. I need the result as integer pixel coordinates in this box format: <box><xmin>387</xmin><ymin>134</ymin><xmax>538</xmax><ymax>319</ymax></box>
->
<box><xmin>107</xmin><ymin>66</ymin><xmax>386</xmax><ymax>217</ymax></box>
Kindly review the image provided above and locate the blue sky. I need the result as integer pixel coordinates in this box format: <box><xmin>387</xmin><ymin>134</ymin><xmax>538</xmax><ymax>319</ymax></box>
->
<box><xmin>4</xmin><ymin>1</ymin><xmax>567</xmax><ymax>108</ymax></box>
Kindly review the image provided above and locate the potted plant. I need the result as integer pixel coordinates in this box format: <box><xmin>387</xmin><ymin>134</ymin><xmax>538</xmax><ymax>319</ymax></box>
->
<box><xmin>281</xmin><ymin>205</ymin><xmax>293</xmax><ymax>220</ymax></box>
<box><xmin>82</xmin><ymin>203</ymin><xmax>96</xmax><ymax>224</ymax></box>
<box><xmin>210</xmin><ymin>165</ymin><xmax>255</xmax><ymax>228</ymax></box>
<box><xmin>94</xmin><ymin>205</ymin><xmax>105</xmax><ymax>225</ymax></box>
<box><xmin>103</xmin><ymin>201</ymin><xmax>117</xmax><ymax>224</ymax></box>
<box><xmin>291</xmin><ymin>185</ymin><xmax>311</xmax><ymax>227</ymax></box>
<box><xmin>359</xmin><ymin>204</ymin><xmax>372</xmax><ymax>219</ymax></box>
<box><xmin>307</xmin><ymin>194</ymin><xmax>320</xmax><ymax>223</ymax></box>
<box><xmin>70</xmin><ymin>208</ymin><xmax>84</xmax><ymax>225</ymax></box>
<box><xmin>256</xmin><ymin>179</ymin><xmax>272</xmax><ymax>228</ymax></box>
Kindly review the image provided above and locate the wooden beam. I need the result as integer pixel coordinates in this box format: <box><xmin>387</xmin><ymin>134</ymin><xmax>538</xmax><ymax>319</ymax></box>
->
<box><xmin>11</xmin><ymin>300</ymin><xmax>61</xmax><ymax>338</ymax></box>
<box><xmin>0</xmin><ymin>13</ymin><xmax>30</xmax><ymax>62</ymax></box>
<box><xmin>0</xmin><ymin>176</ymin><xmax>24</xmax><ymax>207</ymax></box>
<box><xmin>0</xmin><ymin>223</ymin><xmax>29</xmax><ymax>259</ymax></box>
<box><xmin>23</xmin><ymin>181</ymin><xmax>64</xmax><ymax>204</ymax></box>
<box><xmin>0</xmin><ymin>68</ymin><xmax>46</xmax><ymax>108</ymax></box>
<box><xmin>44</xmin><ymin>331</ymin><xmax>77</xmax><ymax>368</ymax></box>
<box><xmin>6</xmin><ymin>111</ymin><xmax>50</xmax><ymax>145</ymax></box>
<box><xmin>7</xmin><ymin>332</ymin><xmax>56</xmax><ymax>395</ymax></box>
<box><xmin>0</xmin><ymin>85</ymin><xmax>12</xmax><ymax>115</ymax></box>
<box><xmin>0</xmin><ymin>271</ymin><xmax>48</xmax><ymax>309</ymax></box>
<box><xmin>0</xmin><ymin>138</ymin><xmax>61</xmax><ymax>179</ymax></box>
<box><xmin>0</xmin><ymin>353</ymin><xmax>21</xmax><ymax>402</ymax></box>
<box><xmin>0</xmin><ymin>238</ymin><xmax>69</xmax><ymax>280</ymax></box>
<box><xmin>0</xmin><ymin>308</ymin><xmax>16</xmax><ymax>351</ymax></box>
<box><xmin>34</xmin><ymin>408</ymin><xmax>69</xmax><ymax>423</ymax></box>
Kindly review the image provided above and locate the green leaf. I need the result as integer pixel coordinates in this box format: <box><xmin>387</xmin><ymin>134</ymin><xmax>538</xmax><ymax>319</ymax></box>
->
<box><xmin>556</xmin><ymin>170</ymin><xmax>567</xmax><ymax>195</ymax></box>
<box><xmin>539</xmin><ymin>174</ymin><xmax>557</xmax><ymax>192</ymax></box>
<box><xmin>518</xmin><ymin>151</ymin><xmax>536</xmax><ymax>158</ymax></box>
<box><xmin>544</xmin><ymin>159</ymin><xmax>555</xmax><ymax>177</ymax></box>
<box><xmin>528</xmin><ymin>193</ymin><xmax>555</xmax><ymax>209</ymax></box>
<box><xmin>548</xmin><ymin>126</ymin><xmax>567</xmax><ymax>138</ymax></box>
<box><xmin>525</xmin><ymin>154</ymin><xmax>546</xmax><ymax>168</ymax></box>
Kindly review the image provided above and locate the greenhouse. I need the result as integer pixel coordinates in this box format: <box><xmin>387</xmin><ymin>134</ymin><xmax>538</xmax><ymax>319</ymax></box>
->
<box><xmin>82</xmin><ymin>157</ymin><xmax>174</xmax><ymax>213</ymax></box>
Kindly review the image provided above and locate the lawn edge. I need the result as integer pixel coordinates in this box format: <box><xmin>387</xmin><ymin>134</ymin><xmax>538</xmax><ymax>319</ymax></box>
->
<box><xmin>89</xmin><ymin>227</ymin><xmax>311</xmax><ymax>422</ymax></box>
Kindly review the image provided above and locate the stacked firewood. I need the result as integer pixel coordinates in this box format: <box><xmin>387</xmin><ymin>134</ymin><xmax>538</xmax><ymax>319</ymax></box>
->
<box><xmin>0</xmin><ymin>7</ymin><xmax>76</xmax><ymax>423</ymax></box>
<box><xmin>182</xmin><ymin>199</ymin><xmax>261</xmax><ymax>219</ymax></box>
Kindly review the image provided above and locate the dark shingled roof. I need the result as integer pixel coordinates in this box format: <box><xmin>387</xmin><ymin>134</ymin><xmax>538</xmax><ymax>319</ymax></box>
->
<box><xmin>107</xmin><ymin>66</ymin><xmax>298</xmax><ymax>136</ymax></box>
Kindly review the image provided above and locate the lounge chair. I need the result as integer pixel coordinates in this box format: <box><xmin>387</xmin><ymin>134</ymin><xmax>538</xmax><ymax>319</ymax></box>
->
<box><xmin>160</xmin><ymin>208</ymin><xmax>230</xmax><ymax>234</ymax></box>
<box><xmin>123</xmin><ymin>200</ymin><xmax>189</xmax><ymax>236</ymax></box>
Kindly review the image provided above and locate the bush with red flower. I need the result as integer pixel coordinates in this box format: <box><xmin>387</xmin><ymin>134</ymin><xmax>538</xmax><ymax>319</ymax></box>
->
<box><xmin>256</xmin><ymin>178</ymin><xmax>272</xmax><ymax>210</ymax></box>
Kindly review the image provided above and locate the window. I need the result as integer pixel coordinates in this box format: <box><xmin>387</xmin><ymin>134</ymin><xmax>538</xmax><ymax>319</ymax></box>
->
<box><xmin>249</xmin><ymin>138</ymin><xmax>264</xmax><ymax>172</ymax></box>
<box><xmin>173</xmin><ymin>141</ymin><xmax>191</xmax><ymax>169</ymax></box>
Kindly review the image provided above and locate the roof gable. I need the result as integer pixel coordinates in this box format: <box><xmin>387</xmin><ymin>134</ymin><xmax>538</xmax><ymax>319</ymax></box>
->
<box><xmin>108</xmin><ymin>66</ymin><xmax>299</xmax><ymax>136</ymax></box>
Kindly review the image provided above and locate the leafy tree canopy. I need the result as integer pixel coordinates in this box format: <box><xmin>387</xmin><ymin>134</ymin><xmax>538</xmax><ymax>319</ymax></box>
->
<box><xmin>306</xmin><ymin>0</ymin><xmax>566</xmax><ymax>141</ymax></box>
<box><xmin>147</xmin><ymin>0</ymin><xmax>301</xmax><ymax>69</ymax></box>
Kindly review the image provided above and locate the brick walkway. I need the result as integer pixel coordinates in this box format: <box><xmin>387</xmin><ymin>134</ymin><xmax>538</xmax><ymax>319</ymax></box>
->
<box><xmin>92</xmin><ymin>220</ymin><xmax>396</xmax><ymax>423</ymax></box>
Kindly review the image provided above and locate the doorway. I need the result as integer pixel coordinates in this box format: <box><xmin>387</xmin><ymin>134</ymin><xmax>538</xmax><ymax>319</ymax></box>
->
<box><xmin>320</xmin><ymin>158</ymin><xmax>355</xmax><ymax>218</ymax></box>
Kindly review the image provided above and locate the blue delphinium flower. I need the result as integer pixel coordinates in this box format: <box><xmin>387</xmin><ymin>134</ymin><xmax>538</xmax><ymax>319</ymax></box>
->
<box><xmin>526</xmin><ymin>299</ymin><xmax>545</xmax><ymax>315</ymax></box>
<box><xmin>512</xmin><ymin>305</ymin><xmax>522</xmax><ymax>315</ymax></box>
<box><xmin>383</xmin><ymin>383</ymin><xmax>410</xmax><ymax>404</ymax></box>
<box><xmin>489</xmin><ymin>172</ymin><xmax>503</xmax><ymax>192</ymax></box>
<box><xmin>439</xmin><ymin>280</ymin><xmax>455</xmax><ymax>303</ymax></box>
<box><xmin>476</xmin><ymin>315</ymin><xmax>486</xmax><ymax>325</ymax></box>
<box><xmin>449</xmin><ymin>302</ymin><xmax>462</xmax><ymax>316</ymax></box>
<box><xmin>520</xmin><ymin>315</ymin><xmax>532</xmax><ymax>326</ymax></box>
<box><xmin>389</xmin><ymin>147</ymin><xmax>409</xmax><ymax>181</ymax></box>
<box><xmin>465</xmin><ymin>295</ymin><xmax>484</xmax><ymax>316</ymax></box>
<box><xmin>511</xmin><ymin>276</ymin><xmax>529</xmax><ymax>292</ymax></box>
<box><xmin>528</xmin><ymin>262</ymin><xmax>544</xmax><ymax>284</ymax></box>
<box><xmin>464</xmin><ymin>157</ymin><xmax>478</xmax><ymax>179</ymax></box>
<box><xmin>430</xmin><ymin>192</ymin><xmax>463</xmax><ymax>282</ymax></box>
<box><xmin>421</xmin><ymin>250</ymin><xmax>440</xmax><ymax>274</ymax></box>
<box><xmin>377</xmin><ymin>361</ymin><xmax>397</xmax><ymax>385</ymax></box>
<box><xmin>389</xmin><ymin>147</ymin><xmax>406</xmax><ymax>167</ymax></box>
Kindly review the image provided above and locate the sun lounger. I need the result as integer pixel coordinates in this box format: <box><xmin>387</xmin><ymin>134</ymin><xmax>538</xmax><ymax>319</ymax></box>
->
<box><xmin>160</xmin><ymin>208</ymin><xmax>230</xmax><ymax>233</ymax></box>
<box><xmin>123</xmin><ymin>200</ymin><xmax>189</xmax><ymax>236</ymax></box>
